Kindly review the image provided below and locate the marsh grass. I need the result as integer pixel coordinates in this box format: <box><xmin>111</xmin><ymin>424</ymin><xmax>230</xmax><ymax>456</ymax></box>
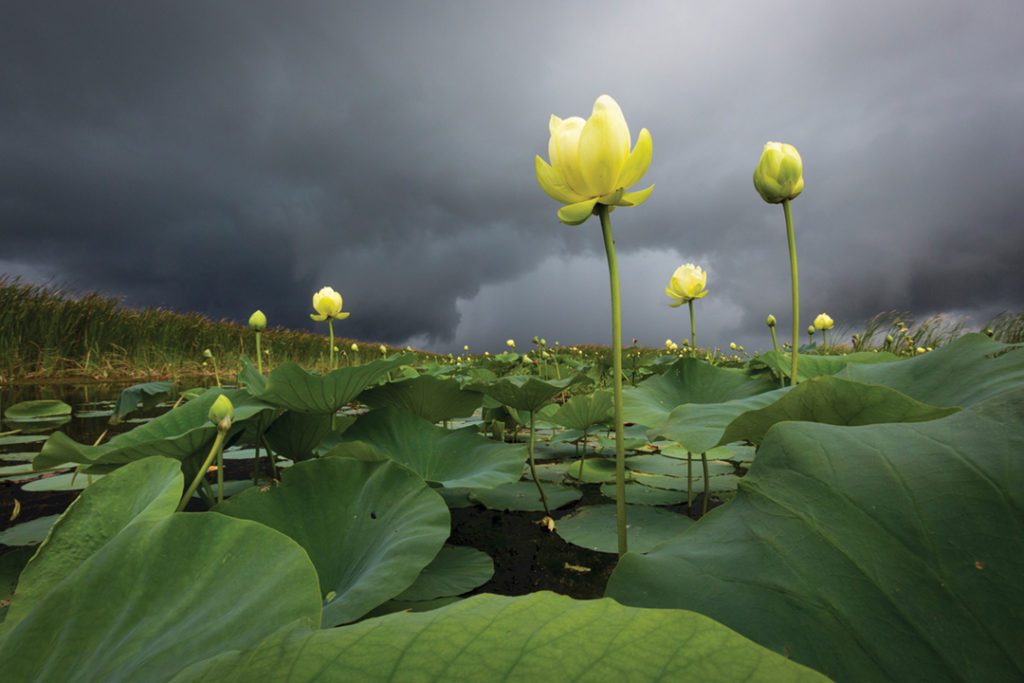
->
<box><xmin>0</xmin><ymin>277</ymin><xmax>402</xmax><ymax>382</ymax></box>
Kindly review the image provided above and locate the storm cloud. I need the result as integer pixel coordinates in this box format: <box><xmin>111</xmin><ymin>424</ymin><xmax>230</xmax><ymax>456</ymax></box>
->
<box><xmin>2</xmin><ymin>1</ymin><xmax>1022</xmax><ymax>352</ymax></box>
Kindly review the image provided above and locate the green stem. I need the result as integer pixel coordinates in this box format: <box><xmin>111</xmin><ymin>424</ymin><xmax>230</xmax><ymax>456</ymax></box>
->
<box><xmin>783</xmin><ymin>199</ymin><xmax>800</xmax><ymax>386</ymax></box>
<box><xmin>769</xmin><ymin>326</ymin><xmax>779</xmax><ymax>354</ymax></box>
<box><xmin>687</xmin><ymin>451</ymin><xmax>693</xmax><ymax>509</ymax></box>
<box><xmin>255</xmin><ymin>331</ymin><xmax>263</xmax><ymax>375</ymax></box>
<box><xmin>701</xmin><ymin>451</ymin><xmax>710</xmax><ymax>516</ymax></box>
<box><xmin>177</xmin><ymin>430</ymin><xmax>227</xmax><ymax>512</ymax></box>
<box><xmin>261</xmin><ymin>433</ymin><xmax>278</xmax><ymax>480</ymax></box>
<box><xmin>328</xmin><ymin>320</ymin><xmax>335</xmax><ymax>370</ymax></box>
<box><xmin>821</xmin><ymin>330</ymin><xmax>828</xmax><ymax>353</ymax></box>
<box><xmin>599</xmin><ymin>205</ymin><xmax>628</xmax><ymax>557</ymax></box>
<box><xmin>528</xmin><ymin>410</ymin><xmax>551</xmax><ymax>517</ymax></box>
<box><xmin>688</xmin><ymin>299</ymin><xmax>696</xmax><ymax>349</ymax></box>
<box><xmin>212</xmin><ymin>357</ymin><xmax>221</xmax><ymax>388</ymax></box>
<box><xmin>216</xmin><ymin>445</ymin><xmax>224</xmax><ymax>504</ymax></box>
<box><xmin>578</xmin><ymin>427</ymin><xmax>588</xmax><ymax>479</ymax></box>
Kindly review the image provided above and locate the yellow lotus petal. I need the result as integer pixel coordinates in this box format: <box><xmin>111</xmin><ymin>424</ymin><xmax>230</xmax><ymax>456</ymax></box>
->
<box><xmin>549</xmin><ymin>116</ymin><xmax>588</xmax><ymax>198</ymax></box>
<box><xmin>668</xmin><ymin>299</ymin><xmax>685</xmax><ymax>308</ymax></box>
<box><xmin>578</xmin><ymin>95</ymin><xmax>631</xmax><ymax>197</ymax></box>
<box><xmin>693</xmin><ymin>289</ymin><xmax>710</xmax><ymax>300</ymax></box>
<box><xmin>310</xmin><ymin>313</ymin><xmax>327</xmax><ymax>321</ymax></box>
<box><xmin>535</xmin><ymin>156</ymin><xmax>586</xmax><ymax>204</ymax></box>
<box><xmin>557</xmin><ymin>198</ymin><xmax>599</xmax><ymax>225</ymax></box>
<box><xmin>335</xmin><ymin>311</ymin><xmax>351</xmax><ymax>320</ymax></box>
<box><xmin>615</xmin><ymin>127</ymin><xmax>652</xmax><ymax>191</ymax></box>
<box><xmin>618</xmin><ymin>185</ymin><xmax>654</xmax><ymax>207</ymax></box>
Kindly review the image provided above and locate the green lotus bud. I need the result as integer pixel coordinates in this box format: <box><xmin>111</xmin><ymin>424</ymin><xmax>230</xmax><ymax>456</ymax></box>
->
<box><xmin>202</xmin><ymin>348</ymin><xmax>213</xmax><ymax>359</ymax></box>
<box><xmin>729</xmin><ymin>342</ymin><xmax>738</xmax><ymax>350</ymax></box>
<box><xmin>248</xmin><ymin>310</ymin><xmax>267</xmax><ymax>331</ymax></box>
<box><xmin>753</xmin><ymin>142</ymin><xmax>804</xmax><ymax>204</ymax></box>
<box><xmin>885</xmin><ymin>334</ymin><xmax>895</xmax><ymax>344</ymax></box>
<box><xmin>807</xmin><ymin>325</ymin><xmax>816</xmax><ymax>336</ymax></box>
<box><xmin>208</xmin><ymin>394</ymin><xmax>234</xmax><ymax>428</ymax></box>
<box><xmin>766</xmin><ymin>314</ymin><xmax>777</xmax><ymax>327</ymax></box>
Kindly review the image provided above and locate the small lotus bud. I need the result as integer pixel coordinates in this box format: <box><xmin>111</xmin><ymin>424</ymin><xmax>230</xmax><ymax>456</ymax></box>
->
<box><xmin>379</xmin><ymin>344</ymin><xmax>387</xmax><ymax>354</ymax></box>
<box><xmin>463</xmin><ymin>345</ymin><xmax>470</xmax><ymax>351</ymax></box>
<box><xmin>208</xmin><ymin>394</ymin><xmax>234</xmax><ymax>429</ymax></box>
<box><xmin>532</xmin><ymin>336</ymin><xmax>540</xmax><ymax>345</ymax></box>
<box><xmin>522</xmin><ymin>354</ymin><xmax>532</xmax><ymax>364</ymax></box>
<box><xmin>753</xmin><ymin>142</ymin><xmax>804</xmax><ymax>204</ymax></box>
<box><xmin>808</xmin><ymin>325</ymin><xmax>816</xmax><ymax>336</ymax></box>
<box><xmin>766</xmin><ymin>314</ymin><xmax>776</xmax><ymax>327</ymax></box>
<box><xmin>506</xmin><ymin>339</ymin><xmax>516</xmax><ymax>349</ymax></box>
<box><xmin>248</xmin><ymin>310</ymin><xmax>267</xmax><ymax>331</ymax></box>
<box><xmin>729</xmin><ymin>342</ymin><xmax>738</xmax><ymax>350</ymax></box>
<box><xmin>885</xmin><ymin>334</ymin><xmax>894</xmax><ymax>344</ymax></box>
<box><xmin>983</xmin><ymin>327</ymin><xmax>994</xmax><ymax>337</ymax></box>
<box><xmin>916</xmin><ymin>347</ymin><xmax>926</xmax><ymax>355</ymax></box>
<box><xmin>203</xmin><ymin>348</ymin><xmax>213</xmax><ymax>359</ymax></box>
<box><xmin>350</xmin><ymin>343</ymin><xmax>359</xmax><ymax>352</ymax></box>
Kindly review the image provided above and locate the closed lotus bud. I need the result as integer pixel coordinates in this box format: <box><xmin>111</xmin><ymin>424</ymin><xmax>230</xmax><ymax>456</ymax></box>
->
<box><xmin>506</xmin><ymin>339</ymin><xmax>516</xmax><ymax>349</ymax></box>
<box><xmin>379</xmin><ymin>344</ymin><xmax>387</xmax><ymax>354</ymax></box>
<box><xmin>766</xmin><ymin>314</ymin><xmax>777</xmax><ymax>327</ymax></box>
<box><xmin>540</xmin><ymin>338</ymin><xmax>547</xmax><ymax>346</ymax></box>
<box><xmin>916</xmin><ymin>347</ymin><xmax>927</xmax><ymax>355</ymax></box>
<box><xmin>885</xmin><ymin>334</ymin><xmax>895</xmax><ymax>344</ymax></box>
<box><xmin>814</xmin><ymin>313</ymin><xmax>834</xmax><ymax>331</ymax></box>
<box><xmin>202</xmin><ymin>348</ymin><xmax>213</xmax><ymax>359</ymax></box>
<box><xmin>248</xmin><ymin>310</ymin><xmax>267</xmax><ymax>331</ymax></box>
<box><xmin>665</xmin><ymin>263</ymin><xmax>709</xmax><ymax>306</ymax></box>
<box><xmin>463</xmin><ymin>345</ymin><xmax>470</xmax><ymax>352</ymax></box>
<box><xmin>208</xmin><ymin>394</ymin><xmax>234</xmax><ymax>428</ymax></box>
<box><xmin>753</xmin><ymin>142</ymin><xmax>804</xmax><ymax>204</ymax></box>
<box><xmin>350</xmin><ymin>343</ymin><xmax>359</xmax><ymax>352</ymax></box>
<box><xmin>808</xmin><ymin>325</ymin><xmax>816</xmax><ymax>336</ymax></box>
<box><xmin>729</xmin><ymin>342</ymin><xmax>738</xmax><ymax>350</ymax></box>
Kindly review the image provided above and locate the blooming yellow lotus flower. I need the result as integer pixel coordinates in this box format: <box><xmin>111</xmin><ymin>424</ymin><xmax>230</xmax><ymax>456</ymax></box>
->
<box><xmin>535</xmin><ymin>95</ymin><xmax>654</xmax><ymax>225</ymax></box>
<box><xmin>310</xmin><ymin>286</ymin><xmax>349</xmax><ymax>321</ymax></box>
<box><xmin>665</xmin><ymin>264</ymin><xmax>709</xmax><ymax>307</ymax></box>
<box><xmin>753</xmin><ymin>142</ymin><xmax>804</xmax><ymax>204</ymax></box>
<box><xmin>814</xmin><ymin>313</ymin><xmax>834</xmax><ymax>331</ymax></box>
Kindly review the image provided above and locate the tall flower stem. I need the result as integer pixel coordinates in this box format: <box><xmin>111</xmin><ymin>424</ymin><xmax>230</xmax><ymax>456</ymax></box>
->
<box><xmin>327</xmin><ymin>320</ymin><xmax>335</xmax><ymax>370</ymax></box>
<box><xmin>527</xmin><ymin>410</ymin><xmax>551</xmax><ymax>517</ymax></box>
<box><xmin>255</xmin><ymin>331</ymin><xmax>263</xmax><ymax>374</ymax></box>
<box><xmin>821</xmin><ymin>330</ymin><xmax>828</xmax><ymax>353</ymax></box>
<box><xmin>688</xmin><ymin>299</ymin><xmax>696</xmax><ymax>349</ymax></box>
<box><xmin>177</xmin><ymin>430</ymin><xmax>227</xmax><ymax>512</ymax></box>
<box><xmin>769</xmin><ymin>326</ymin><xmax>779</xmax><ymax>353</ymax></box>
<box><xmin>598</xmin><ymin>205</ymin><xmax>628</xmax><ymax>557</ymax></box>
<box><xmin>783</xmin><ymin>199</ymin><xmax>800</xmax><ymax>386</ymax></box>
<box><xmin>701</xmin><ymin>451</ymin><xmax>710</xmax><ymax>516</ymax></box>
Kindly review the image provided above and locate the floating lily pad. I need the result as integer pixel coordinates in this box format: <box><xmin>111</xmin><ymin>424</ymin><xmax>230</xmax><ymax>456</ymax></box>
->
<box><xmin>3</xmin><ymin>400</ymin><xmax>71</xmax><ymax>420</ymax></box>
<box><xmin>394</xmin><ymin>546</ymin><xmax>494</xmax><ymax>602</ymax></box>
<box><xmin>556</xmin><ymin>504</ymin><xmax>692</xmax><ymax>554</ymax></box>
<box><xmin>216</xmin><ymin>457</ymin><xmax>450</xmax><ymax>627</ymax></box>
<box><xmin>0</xmin><ymin>435</ymin><xmax>46</xmax><ymax>446</ymax></box>
<box><xmin>21</xmin><ymin>471</ymin><xmax>103</xmax><ymax>492</ymax></box>
<box><xmin>0</xmin><ymin>515</ymin><xmax>60</xmax><ymax>546</ymax></box>
<box><xmin>625</xmin><ymin>454</ymin><xmax>734</xmax><ymax>478</ymax></box>
<box><xmin>631</xmin><ymin>471</ymin><xmax>740</xmax><ymax>493</ymax></box>
<box><xmin>468</xmin><ymin>481</ymin><xmax>582</xmax><ymax>512</ymax></box>
<box><xmin>600</xmin><ymin>483</ymin><xmax>687</xmax><ymax>506</ymax></box>
<box><xmin>561</xmin><ymin>458</ymin><xmax>618</xmax><ymax>483</ymax></box>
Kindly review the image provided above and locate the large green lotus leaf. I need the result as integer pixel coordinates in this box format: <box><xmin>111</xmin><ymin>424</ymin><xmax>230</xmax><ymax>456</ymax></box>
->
<box><xmin>755</xmin><ymin>349</ymin><xmax>899</xmax><ymax>382</ymax></box>
<box><xmin>839</xmin><ymin>333</ymin><xmax>1024</xmax><ymax>407</ymax></box>
<box><xmin>359</xmin><ymin>374</ymin><xmax>483</xmax><ymax>423</ymax></box>
<box><xmin>562</xmin><ymin>457</ymin><xmax>620</xmax><ymax>483</ymax></box>
<box><xmin>339</xmin><ymin>408</ymin><xmax>525</xmax><ymax>489</ymax></box>
<box><xmin>3</xmin><ymin>400</ymin><xmax>71</xmax><ymax>420</ymax></box>
<box><xmin>550</xmin><ymin>389</ymin><xmax>613</xmax><ymax>430</ymax></box>
<box><xmin>625</xmin><ymin>454</ymin><xmax>734</xmax><ymax>478</ymax></box>
<box><xmin>394</xmin><ymin>545</ymin><xmax>493</xmax><ymax>602</ymax></box>
<box><xmin>557</xmin><ymin>504</ymin><xmax>693</xmax><ymax>554</ymax></box>
<box><xmin>466</xmin><ymin>375</ymin><xmax>577</xmax><ymax>412</ymax></box>
<box><xmin>215</xmin><ymin>457</ymin><xmax>450</xmax><ymax>627</ymax></box>
<box><xmin>0</xmin><ymin>514</ymin><xmax>321</xmax><ymax>683</ymax></box>
<box><xmin>33</xmin><ymin>388</ymin><xmax>272</xmax><ymax>470</ymax></box>
<box><xmin>718</xmin><ymin>376</ymin><xmax>960</xmax><ymax>447</ymax></box>
<box><xmin>623</xmin><ymin>358</ymin><xmax>777</xmax><ymax>431</ymax></box>
<box><xmin>264</xmin><ymin>410</ymin><xmax>332</xmax><ymax>461</ymax></box>
<box><xmin>0</xmin><ymin>547</ymin><xmax>32</xmax><ymax>622</ymax></box>
<box><xmin>242</xmin><ymin>355</ymin><xmax>413</xmax><ymax>413</ymax></box>
<box><xmin>655</xmin><ymin>387</ymin><xmax>790</xmax><ymax>452</ymax></box>
<box><xmin>174</xmin><ymin>591</ymin><xmax>827</xmax><ymax>682</ymax></box>
<box><xmin>111</xmin><ymin>380</ymin><xmax>175</xmax><ymax>423</ymax></box>
<box><xmin>606</xmin><ymin>389</ymin><xmax>1024</xmax><ymax>682</ymax></box>
<box><xmin>631</xmin><ymin>472</ymin><xmax>740</xmax><ymax>494</ymax></box>
<box><xmin>600</xmin><ymin>482</ymin><xmax>687</xmax><ymax>506</ymax></box>
<box><xmin>0</xmin><ymin>456</ymin><xmax>182</xmax><ymax>636</ymax></box>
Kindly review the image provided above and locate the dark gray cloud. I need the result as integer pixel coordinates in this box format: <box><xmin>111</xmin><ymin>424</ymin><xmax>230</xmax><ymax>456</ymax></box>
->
<box><xmin>2</xmin><ymin>1</ymin><xmax>1022</xmax><ymax>352</ymax></box>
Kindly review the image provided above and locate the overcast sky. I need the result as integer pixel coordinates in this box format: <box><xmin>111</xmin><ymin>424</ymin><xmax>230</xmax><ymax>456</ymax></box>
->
<box><xmin>2</xmin><ymin>1</ymin><xmax>1022</xmax><ymax>353</ymax></box>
